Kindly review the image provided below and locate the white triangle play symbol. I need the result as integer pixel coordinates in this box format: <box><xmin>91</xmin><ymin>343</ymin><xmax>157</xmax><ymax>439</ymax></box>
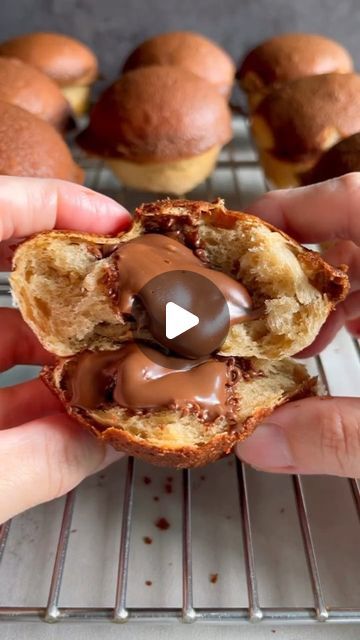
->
<box><xmin>165</xmin><ymin>302</ymin><xmax>199</xmax><ymax>340</ymax></box>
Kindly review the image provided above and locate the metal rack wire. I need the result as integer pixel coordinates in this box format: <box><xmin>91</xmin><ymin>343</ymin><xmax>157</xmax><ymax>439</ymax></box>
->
<box><xmin>0</xmin><ymin>117</ymin><xmax>359</xmax><ymax>626</ymax></box>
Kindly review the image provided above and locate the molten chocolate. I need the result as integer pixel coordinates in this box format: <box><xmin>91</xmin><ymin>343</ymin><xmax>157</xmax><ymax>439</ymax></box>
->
<box><xmin>112</xmin><ymin>234</ymin><xmax>252</xmax><ymax>358</ymax></box>
<box><xmin>68</xmin><ymin>343</ymin><xmax>241</xmax><ymax>422</ymax></box>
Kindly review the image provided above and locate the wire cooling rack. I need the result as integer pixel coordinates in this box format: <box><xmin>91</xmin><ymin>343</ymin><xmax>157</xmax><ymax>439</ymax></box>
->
<box><xmin>0</xmin><ymin>117</ymin><xmax>359</xmax><ymax>627</ymax></box>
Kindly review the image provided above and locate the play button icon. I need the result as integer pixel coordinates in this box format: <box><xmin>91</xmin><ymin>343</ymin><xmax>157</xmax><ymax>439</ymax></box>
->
<box><xmin>165</xmin><ymin>302</ymin><xmax>199</xmax><ymax>340</ymax></box>
<box><xmin>133</xmin><ymin>269</ymin><xmax>230</xmax><ymax>363</ymax></box>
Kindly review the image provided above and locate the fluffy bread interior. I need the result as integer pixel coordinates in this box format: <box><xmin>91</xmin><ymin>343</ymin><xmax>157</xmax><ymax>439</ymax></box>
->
<box><xmin>10</xmin><ymin>199</ymin><xmax>348</xmax><ymax>360</ymax></box>
<box><xmin>43</xmin><ymin>354</ymin><xmax>315</xmax><ymax>468</ymax></box>
<box><xmin>10</xmin><ymin>199</ymin><xmax>348</xmax><ymax>467</ymax></box>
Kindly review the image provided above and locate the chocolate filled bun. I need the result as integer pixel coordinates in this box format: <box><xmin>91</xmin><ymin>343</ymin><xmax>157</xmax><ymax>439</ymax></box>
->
<box><xmin>0</xmin><ymin>101</ymin><xmax>83</xmax><ymax>182</ymax></box>
<box><xmin>238</xmin><ymin>33</ymin><xmax>353</xmax><ymax>111</ymax></box>
<box><xmin>123</xmin><ymin>31</ymin><xmax>235</xmax><ymax>97</ymax></box>
<box><xmin>301</xmin><ymin>133</ymin><xmax>360</xmax><ymax>185</ymax></box>
<box><xmin>251</xmin><ymin>73</ymin><xmax>360</xmax><ymax>188</ymax></box>
<box><xmin>11</xmin><ymin>198</ymin><xmax>348</xmax><ymax>467</ymax></box>
<box><xmin>0</xmin><ymin>32</ymin><xmax>98</xmax><ymax>116</ymax></box>
<box><xmin>77</xmin><ymin>66</ymin><xmax>232</xmax><ymax>194</ymax></box>
<box><xmin>0</xmin><ymin>57</ymin><xmax>73</xmax><ymax>132</ymax></box>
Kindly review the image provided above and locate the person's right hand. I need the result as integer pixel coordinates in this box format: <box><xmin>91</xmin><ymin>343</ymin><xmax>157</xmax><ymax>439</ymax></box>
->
<box><xmin>236</xmin><ymin>174</ymin><xmax>360</xmax><ymax>477</ymax></box>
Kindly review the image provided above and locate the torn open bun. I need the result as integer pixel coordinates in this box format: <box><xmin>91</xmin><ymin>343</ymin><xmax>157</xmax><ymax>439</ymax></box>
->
<box><xmin>10</xmin><ymin>198</ymin><xmax>348</xmax><ymax>467</ymax></box>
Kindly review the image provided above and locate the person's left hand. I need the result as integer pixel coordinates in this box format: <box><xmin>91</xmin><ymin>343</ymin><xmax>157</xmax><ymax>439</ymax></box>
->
<box><xmin>0</xmin><ymin>176</ymin><xmax>131</xmax><ymax>523</ymax></box>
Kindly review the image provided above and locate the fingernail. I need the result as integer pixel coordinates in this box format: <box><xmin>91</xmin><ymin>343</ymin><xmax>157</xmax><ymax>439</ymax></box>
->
<box><xmin>236</xmin><ymin>424</ymin><xmax>294</xmax><ymax>469</ymax></box>
<box><xmin>97</xmin><ymin>445</ymin><xmax>125</xmax><ymax>471</ymax></box>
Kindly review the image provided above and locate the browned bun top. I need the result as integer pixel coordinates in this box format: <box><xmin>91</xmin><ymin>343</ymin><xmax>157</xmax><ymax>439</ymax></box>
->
<box><xmin>123</xmin><ymin>31</ymin><xmax>235</xmax><ymax>96</ymax></box>
<box><xmin>0</xmin><ymin>32</ymin><xmax>98</xmax><ymax>86</ymax></box>
<box><xmin>0</xmin><ymin>57</ymin><xmax>72</xmax><ymax>131</ymax></box>
<box><xmin>302</xmin><ymin>132</ymin><xmax>360</xmax><ymax>184</ymax></box>
<box><xmin>0</xmin><ymin>101</ymin><xmax>83</xmax><ymax>182</ymax></box>
<box><xmin>238</xmin><ymin>33</ymin><xmax>353</xmax><ymax>91</ymax></box>
<box><xmin>254</xmin><ymin>73</ymin><xmax>360</xmax><ymax>158</ymax></box>
<box><xmin>77</xmin><ymin>65</ymin><xmax>232</xmax><ymax>162</ymax></box>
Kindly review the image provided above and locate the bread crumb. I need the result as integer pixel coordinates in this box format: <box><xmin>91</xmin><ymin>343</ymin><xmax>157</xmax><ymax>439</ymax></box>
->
<box><xmin>153</xmin><ymin>496</ymin><xmax>159</xmax><ymax>502</ymax></box>
<box><xmin>209</xmin><ymin>573</ymin><xmax>218</xmax><ymax>584</ymax></box>
<box><xmin>143</xmin><ymin>476</ymin><xmax>152</xmax><ymax>485</ymax></box>
<box><xmin>143</xmin><ymin>536</ymin><xmax>152</xmax><ymax>544</ymax></box>
<box><xmin>145</xmin><ymin>580</ymin><xmax>152</xmax><ymax>586</ymax></box>
<box><xmin>155</xmin><ymin>517</ymin><xmax>170</xmax><ymax>530</ymax></box>
<box><xmin>200</xmin><ymin>474</ymin><xmax>206</xmax><ymax>480</ymax></box>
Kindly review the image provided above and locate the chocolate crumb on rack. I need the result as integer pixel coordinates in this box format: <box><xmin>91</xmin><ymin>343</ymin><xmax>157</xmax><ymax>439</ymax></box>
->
<box><xmin>155</xmin><ymin>517</ymin><xmax>170</xmax><ymax>530</ymax></box>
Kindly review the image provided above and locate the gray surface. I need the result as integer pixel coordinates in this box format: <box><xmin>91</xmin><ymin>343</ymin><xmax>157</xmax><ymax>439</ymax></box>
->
<box><xmin>0</xmin><ymin>0</ymin><xmax>359</xmax><ymax>82</ymax></box>
<box><xmin>1</xmin><ymin>623</ymin><xmax>360</xmax><ymax>640</ymax></box>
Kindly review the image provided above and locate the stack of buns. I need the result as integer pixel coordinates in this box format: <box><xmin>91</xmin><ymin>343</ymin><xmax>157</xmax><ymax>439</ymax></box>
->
<box><xmin>77</xmin><ymin>65</ymin><xmax>232</xmax><ymax>195</ymax></box>
<box><xmin>0</xmin><ymin>31</ymin><xmax>97</xmax><ymax>181</ymax></box>
<box><xmin>238</xmin><ymin>33</ymin><xmax>360</xmax><ymax>188</ymax></box>
<box><xmin>1</xmin><ymin>27</ymin><xmax>358</xmax><ymax>190</ymax></box>
<box><xmin>78</xmin><ymin>31</ymin><xmax>235</xmax><ymax>194</ymax></box>
<box><xmin>0</xmin><ymin>29</ymin><xmax>235</xmax><ymax>192</ymax></box>
<box><xmin>0</xmin><ymin>32</ymin><xmax>98</xmax><ymax>116</ymax></box>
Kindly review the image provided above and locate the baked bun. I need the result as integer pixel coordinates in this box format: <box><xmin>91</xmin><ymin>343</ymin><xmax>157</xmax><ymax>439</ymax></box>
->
<box><xmin>238</xmin><ymin>33</ymin><xmax>353</xmax><ymax>110</ymax></box>
<box><xmin>11</xmin><ymin>199</ymin><xmax>348</xmax><ymax>468</ymax></box>
<box><xmin>123</xmin><ymin>31</ymin><xmax>235</xmax><ymax>97</ymax></box>
<box><xmin>0</xmin><ymin>32</ymin><xmax>98</xmax><ymax>115</ymax></box>
<box><xmin>0</xmin><ymin>57</ymin><xmax>73</xmax><ymax>132</ymax></box>
<box><xmin>301</xmin><ymin>133</ymin><xmax>360</xmax><ymax>185</ymax></box>
<box><xmin>0</xmin><ymin>101</ymin><xmax>83</xmax><ymax>182</ymax></box>
<box><xmin>251</xmin><ymin>73</ymin><xmax>360</xmax><ymax>188</ymax></box>
<box><xmin>78</xmin><ymin>66</ymin><xmax>232</xmax><ymax>194</ymax></box>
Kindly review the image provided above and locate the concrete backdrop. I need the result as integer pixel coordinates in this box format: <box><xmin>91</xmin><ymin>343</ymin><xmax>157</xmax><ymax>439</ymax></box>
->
<box><xmin>0</xmin><ymin>0</ymin><xmax>359</xmax><ymax>83</ymax></box>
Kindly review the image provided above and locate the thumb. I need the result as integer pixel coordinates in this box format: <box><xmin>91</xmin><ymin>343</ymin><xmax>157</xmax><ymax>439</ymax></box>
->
<box><xmin>235</xmin><ymin>397</ymin><xmax>360</xmax><ymax>477</ymax></box>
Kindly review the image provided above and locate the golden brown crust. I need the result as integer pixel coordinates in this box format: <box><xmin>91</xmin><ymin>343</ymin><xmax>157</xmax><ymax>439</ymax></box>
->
<box><xmin>41</xmin><ymin>359</ymin><xmax>317</xmax><ymax>468</ymax></box>
<box><xmin>136</xmin><ymin>198</ymin><xmax>349</xmax><ymax>304</ymax></box>
<box><xmin>238</xmin><ymin>33</ymin><xmax>353</xmax><ymax>91</ymax></box>
<box><xmin>301</xmin><ymin>133</ymin><xmax>360</xmax><ymax>185</ymax></box>
<box><xmin>123</xmin><ymin>31</ymin><xmax>235</xmax><ymax>97</ymax></box>
<box><xmin>13</xmin><ymin>197</ymin><xmax>350</xmax><ymax>467</ymax></box>
<box><xmin>0</xmin><ymin>32</ymin><xmax>98</xmax><ymax>86</ymax></box>
<box><xmin>0</xmin><ymin>101</ymin><xmax>83</xmax><ymax>182</ymax></box>
<box><xmin>253</xmin><ymin>73</ymin><xmax>360</xmax><ymax>158</ymax></box>
<box><xmin>77</xmin><ymin>66</ymin><xmax>232</xmax><ymax>162</ymax></box>
<box><xmin>0</xmin><ymin>57</ymin><xmax>73</xmax><ymax>131</ymax></box>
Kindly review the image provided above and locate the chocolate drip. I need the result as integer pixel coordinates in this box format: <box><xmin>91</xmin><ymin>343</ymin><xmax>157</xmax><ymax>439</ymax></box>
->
<box><xmin>109</xmin><ymin>234</ymin><xmax>253</xmax><ymax>358</ymax></box>
<box><xmin>67</xmin><ymin>343</ymin><xmax>242</xmax><ymax>423</ymax></box>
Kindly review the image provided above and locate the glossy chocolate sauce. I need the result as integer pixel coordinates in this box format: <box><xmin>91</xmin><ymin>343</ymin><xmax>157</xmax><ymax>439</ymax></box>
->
<box><xmin>68</xmin><ymin>343</ymin><xmax>241</xmax><ymax>422</ymax></box>
<box><xmin>70</xmin><ymin>234</ymin><xmax>257</xmax><ymax>423</ymax></box>
<box><xmin>112</xmin><ymin>234</ymin><xmax>253</xmax><ymax>358</ymax></box>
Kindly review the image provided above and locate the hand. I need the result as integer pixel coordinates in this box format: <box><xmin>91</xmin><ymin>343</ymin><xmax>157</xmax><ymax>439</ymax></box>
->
<box><xmin>0</xmin><ymin>176</ymin><xmax>131</xmax><ymax>523</ymax></box>
<box><xmin>236</xmin><ymin>174</ymin><xmax>360</xmax><ymax>477</ymax></box>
